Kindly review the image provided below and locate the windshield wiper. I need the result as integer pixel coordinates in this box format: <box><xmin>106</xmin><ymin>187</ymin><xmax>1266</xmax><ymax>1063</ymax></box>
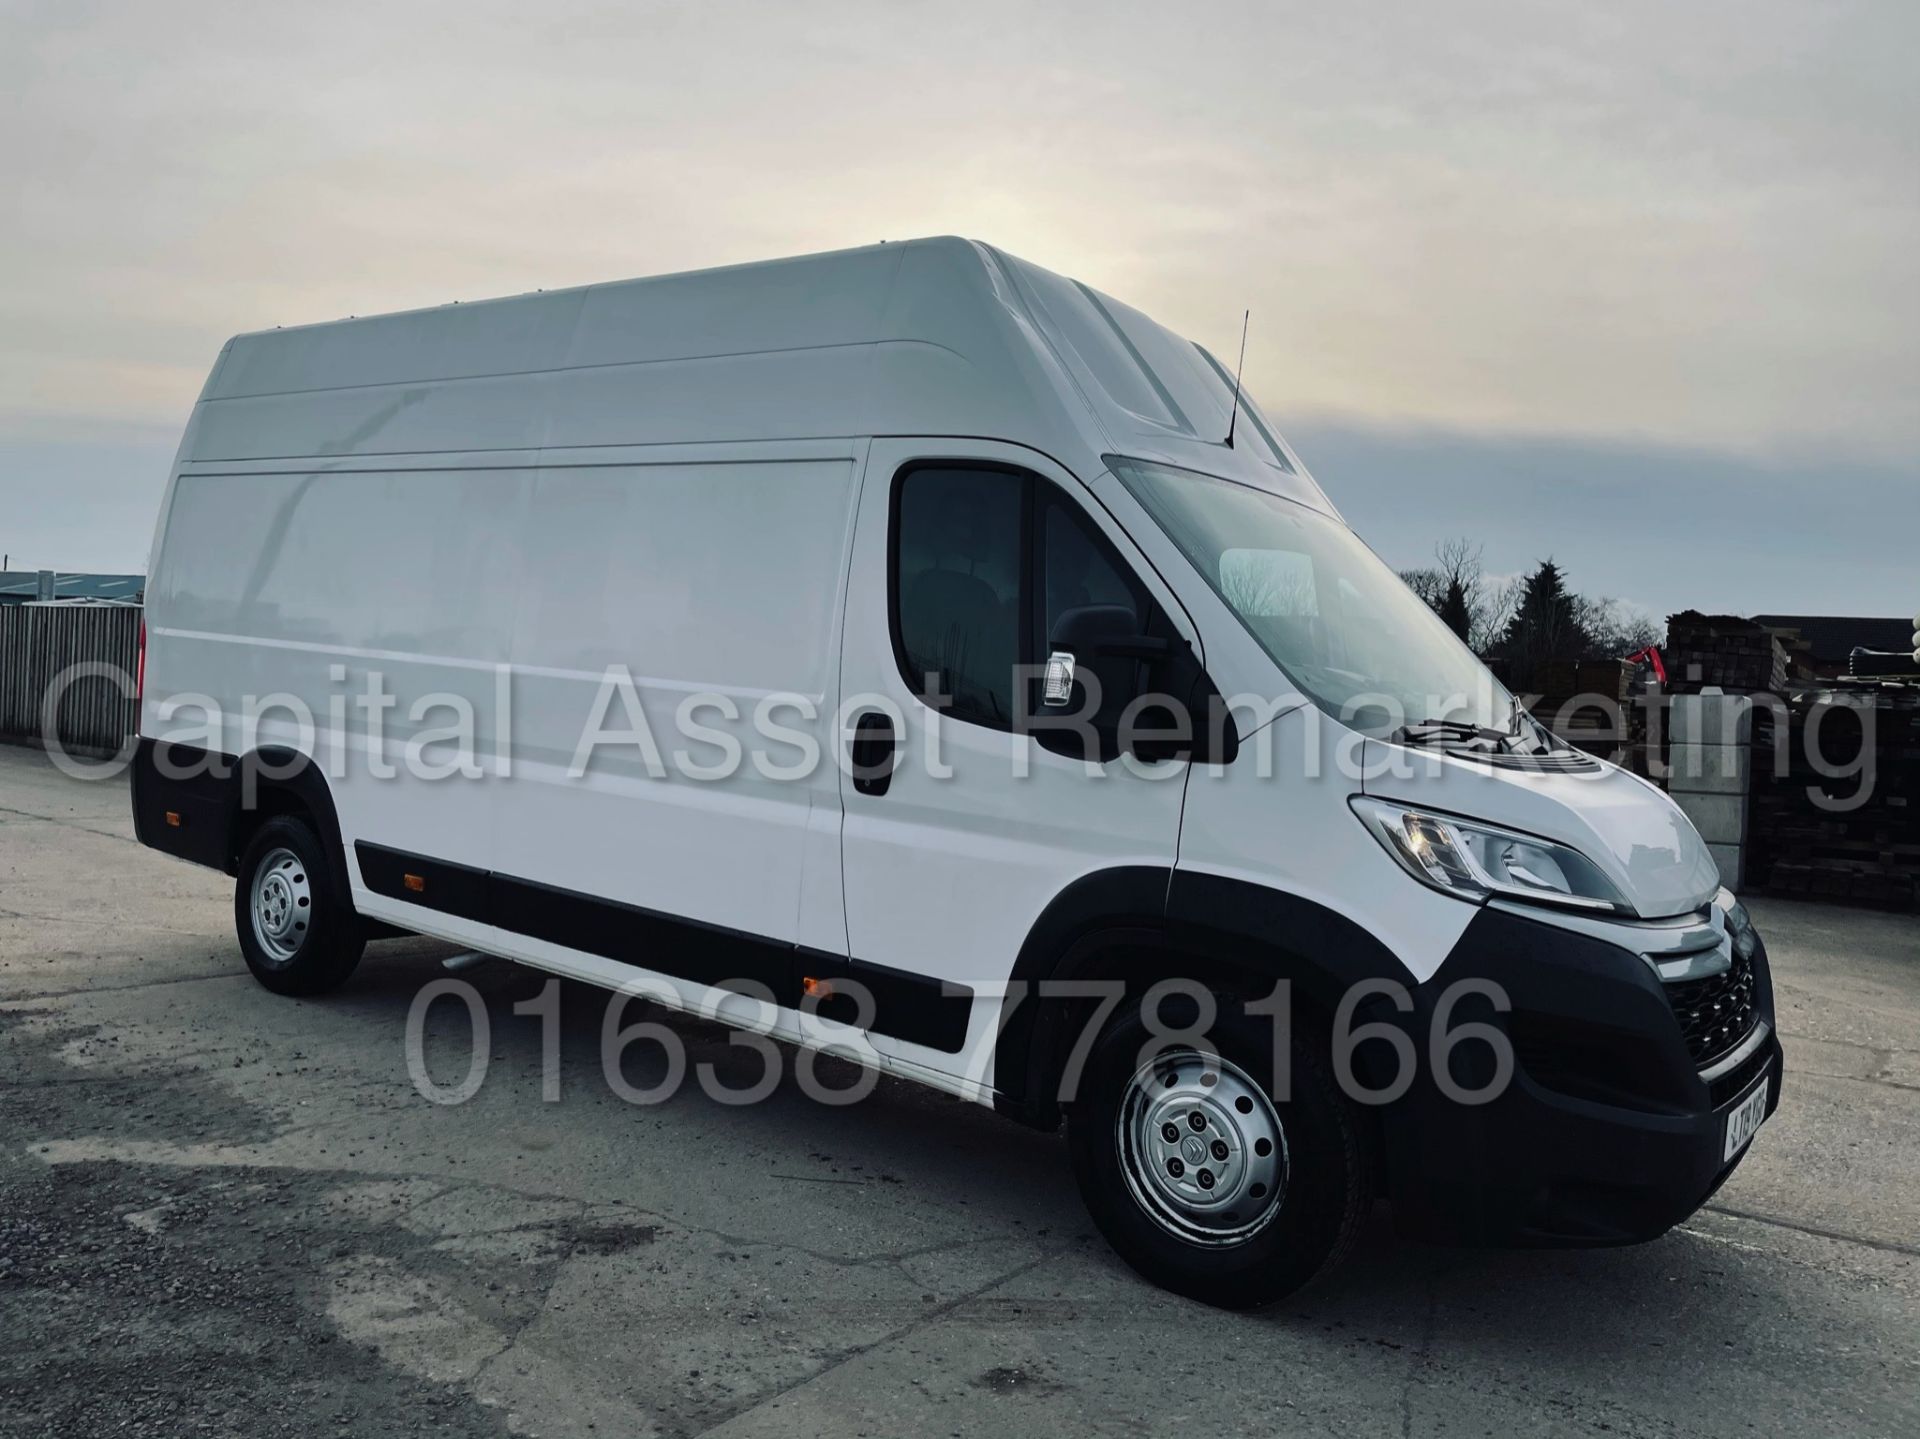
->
<box><xmin>1390</xmin><ymin>718</ymin><xmax>1510</xmax><ymax>747</ymax></box>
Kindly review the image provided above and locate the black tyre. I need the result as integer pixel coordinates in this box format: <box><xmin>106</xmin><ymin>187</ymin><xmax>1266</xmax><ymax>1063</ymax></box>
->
<box><xmin>233</xmin><ymin>816</ymin><xmax>365</xmax><ymax>996</ymax></box>
<box><xmin>1066</xmin><ymin>989</ymin><xmax>1372</xmax><ymax>1308</ymax></box>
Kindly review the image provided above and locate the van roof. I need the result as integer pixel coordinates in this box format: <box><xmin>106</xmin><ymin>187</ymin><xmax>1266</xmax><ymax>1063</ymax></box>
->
<box><xmin>188</xmin><ymin>237</ymin><xmax>1326</xmax><ymax>509</ymax></box>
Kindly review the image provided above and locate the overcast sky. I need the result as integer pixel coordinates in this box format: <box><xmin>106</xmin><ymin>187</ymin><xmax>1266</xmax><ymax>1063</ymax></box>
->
<box><xmin>3</xmin><ymin>0</ymin><xmax>1914</xmax><ymax>619</ymax></box>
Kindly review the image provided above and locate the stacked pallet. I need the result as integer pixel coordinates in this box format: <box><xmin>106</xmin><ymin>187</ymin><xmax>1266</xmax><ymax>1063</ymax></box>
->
<box><xmin>1532</xmin><ymin>659</ymin><xmax>1660</xmax><ymax>773</ymax></box>
<box><xmin>1514</xmin><ymin>659</ymin><xmax>1645</xmax><ymax>765</ymax></box>
<box><xmin>1748</xmin><ymin>685</ymin><xmax>1920</xmax><ymax>911</ymax></box>
<box><xmin>1665</xmin><ymin>612</ymin><xmax>1789</xmax><ymax>695</ymax></box>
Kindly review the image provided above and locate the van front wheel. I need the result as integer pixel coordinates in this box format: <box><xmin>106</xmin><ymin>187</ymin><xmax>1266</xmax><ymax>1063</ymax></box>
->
<box><xmin>1066</xmin><ymin>992</ymin><xmax>1371</xmax><ymax>1307</ymax></box>
<box><xmin>234</xmin><ymin>817</ymin><xmax>364</xmax><ymax>996</ymax></box>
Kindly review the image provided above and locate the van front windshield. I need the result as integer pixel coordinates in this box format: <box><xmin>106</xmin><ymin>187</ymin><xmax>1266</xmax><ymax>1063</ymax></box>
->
<box><xmin>1110</xmin><ymin>457</ymin><xmax>1514</xmax><ymax>737</ymax></box>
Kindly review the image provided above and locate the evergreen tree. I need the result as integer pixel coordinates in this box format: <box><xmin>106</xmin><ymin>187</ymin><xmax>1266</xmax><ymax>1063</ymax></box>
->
<box><xmin>1437</xmin><ymin>575</ymin><xmax>1473</xmax><ymax>642</ymax></box>
<box><xmin>1496</xmin><ymin>559</ymin><xmax>1591</xmax><ymax>669</ymax></box>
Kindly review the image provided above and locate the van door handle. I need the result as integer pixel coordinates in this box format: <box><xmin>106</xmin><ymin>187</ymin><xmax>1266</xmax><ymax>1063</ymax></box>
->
<box><xmin>850</xmin><ymin>712</ymin><xmax>899</xmax><ymax>797</ymax></box>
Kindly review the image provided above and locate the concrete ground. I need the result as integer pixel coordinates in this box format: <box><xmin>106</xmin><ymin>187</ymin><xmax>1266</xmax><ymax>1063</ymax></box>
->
<box><xmin>1</xmin><ymin>743</ymin><xmax>1915</xmax><ymax>1438</ymax></box>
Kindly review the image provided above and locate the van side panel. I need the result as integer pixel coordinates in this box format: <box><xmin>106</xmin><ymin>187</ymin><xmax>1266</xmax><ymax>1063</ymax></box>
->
<box><xmin>145</xmin><ymin>460</ymin><xmax>528</xmax><ymax>877</ymax></box>
<box><xmin>489</xmin><ymin>447</ymin><xmax>860</xmax><ymax>957</ymax></box>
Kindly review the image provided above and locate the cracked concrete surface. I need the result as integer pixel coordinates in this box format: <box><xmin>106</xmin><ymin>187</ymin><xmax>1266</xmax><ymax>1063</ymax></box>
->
<box><xmin>2</xmin><ymin>744</ymin><xmax>1917</xmax><ymax>1436</ymax></box>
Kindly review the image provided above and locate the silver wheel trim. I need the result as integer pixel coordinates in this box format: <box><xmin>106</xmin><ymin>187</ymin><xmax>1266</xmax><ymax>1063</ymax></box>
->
<box><xmin>1115</xmin><ymin>1049</ymin><xmax>1289</xmax><ymax>1248</ymax></box>
<box><xmin>248</xmin><ymin>846</ymin><xmax>313</xmax><ymax>965</ymax></box>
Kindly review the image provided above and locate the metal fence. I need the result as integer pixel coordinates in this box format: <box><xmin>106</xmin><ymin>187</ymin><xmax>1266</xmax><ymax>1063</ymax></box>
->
<box><xmin>0</xmin><ymin>603</ymin><xmax>141</xmax><ymax>756</ymax></box>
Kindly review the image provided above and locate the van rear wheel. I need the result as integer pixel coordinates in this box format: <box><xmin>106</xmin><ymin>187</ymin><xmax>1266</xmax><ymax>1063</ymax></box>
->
<box><xmin>1066</xmin><ymin>991</ymin><xmax>1371</xmax><ymax>1308</ymax></box>
<box><xmin>234</xmin><ymin>816</ymin><xmax>364</xmax><ymax>995</ymax></box>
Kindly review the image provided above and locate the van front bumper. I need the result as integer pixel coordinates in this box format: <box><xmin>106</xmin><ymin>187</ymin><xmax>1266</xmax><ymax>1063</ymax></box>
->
<box><xmin>1378</xmin><ymin>904</ymin><xmax>1783</xmax><ymax>1247</ymax></box>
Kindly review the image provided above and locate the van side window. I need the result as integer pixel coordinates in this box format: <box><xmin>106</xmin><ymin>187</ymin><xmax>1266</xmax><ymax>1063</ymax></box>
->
<box><xmin>1041</xmin><ymin>495</ymin><xmax>1147</xmax><ymax>647</ymax></box>
<box><xmin>892</xmin><ymin>467</ymin><xmax>1025</xmax><ymax>728</ymax></box>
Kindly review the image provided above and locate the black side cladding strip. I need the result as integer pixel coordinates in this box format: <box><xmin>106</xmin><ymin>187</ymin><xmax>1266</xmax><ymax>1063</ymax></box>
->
<box><xmin>352</xmin><ymin>843</ymin><xmax>973</xmax><ymax>1054</ymax></box>
<box><xmin>130</xmin><ymin>737</ymin><xmax>236</xmax><ymax>871</ymax></box>
<box><xmin>489</xmin><ymin>872</ymin><xmax>795</xmax><ymax>1004</ymax></box>
<box><xmin>354</xmin><ymin>842</ymin><xmax>491</xmax><ymax>923</ymax></box>
<box><xmin>796</xmin><ymin>947</ymin><xmax>975</xmax><ymax>1056</ymax></box>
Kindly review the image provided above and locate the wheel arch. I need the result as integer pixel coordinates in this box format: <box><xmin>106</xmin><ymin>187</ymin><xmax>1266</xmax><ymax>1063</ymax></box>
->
<box><xmin>226</xmin><ymin>746</ymin><xmax>356</xmax><ymax>905</ymax></box>
<box><xmin>993</xmin><ymin>867</ymin><xmax>1419</xmax><ymax>1132</ymax></box>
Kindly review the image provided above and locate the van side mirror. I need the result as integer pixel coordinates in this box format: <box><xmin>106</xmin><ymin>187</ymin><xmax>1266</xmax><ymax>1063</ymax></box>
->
<box><xmin>1029</xmin><ymin>605</ymin><xmax>1237</xmax><ymax>765</ymax></box>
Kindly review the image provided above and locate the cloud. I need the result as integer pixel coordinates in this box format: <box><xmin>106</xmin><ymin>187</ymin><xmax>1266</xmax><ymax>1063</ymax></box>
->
<box><xmin>0</xmin><ymin>0</ymin><xmax>1913</xmax><ymax>601</ymax></box>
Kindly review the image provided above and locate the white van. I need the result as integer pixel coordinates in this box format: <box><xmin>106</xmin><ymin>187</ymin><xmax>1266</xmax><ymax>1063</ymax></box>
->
<box><xmin>133</xmin><ymin>237</ymin><xmax>1780</xmax><ymax>1305</ymax></box>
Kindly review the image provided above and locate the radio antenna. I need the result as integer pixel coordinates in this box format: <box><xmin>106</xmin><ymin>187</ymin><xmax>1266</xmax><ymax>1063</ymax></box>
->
<box><xmin>1224</xmin><ymin>309</ymin><xmax>1250</xmax><ymax>448</ymax></box>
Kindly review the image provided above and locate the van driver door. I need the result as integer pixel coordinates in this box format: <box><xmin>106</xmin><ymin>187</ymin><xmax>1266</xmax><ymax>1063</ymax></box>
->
<box><xmin>834</xmin><ymin>439</ymin><xmax>1195</xmax><ymax>1093</ymax></box>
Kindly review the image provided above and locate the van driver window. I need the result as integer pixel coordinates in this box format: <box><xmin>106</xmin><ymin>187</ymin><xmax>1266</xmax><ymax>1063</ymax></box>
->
<box><xmin>893</xmin><ymin>467</ymin><xmax>1024</xmax><ymax>727</ymax></box>
<box><xmin>1043</xmin><ymin>498</ymin><xmax>1145</xmax><ymax>644</ymax></box>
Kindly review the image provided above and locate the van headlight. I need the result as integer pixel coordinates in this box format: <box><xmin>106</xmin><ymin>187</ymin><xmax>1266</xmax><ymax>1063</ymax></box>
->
<box><xmin>1350</xmin><ymin>797</ymin><xmax>1632</xmax><ymax>916</ymax></box>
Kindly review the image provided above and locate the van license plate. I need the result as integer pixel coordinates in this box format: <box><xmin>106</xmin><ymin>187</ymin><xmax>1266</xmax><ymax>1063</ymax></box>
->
<box><xmin>1722</xmin><ymin>1075</ymin><xmax>1770</xmax><ymax>1163</ymax></box>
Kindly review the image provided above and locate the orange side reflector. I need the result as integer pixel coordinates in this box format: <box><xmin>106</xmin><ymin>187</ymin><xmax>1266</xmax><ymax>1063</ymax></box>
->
<box><xmin>164</xmin><ymin>811</ymin><xmax>181</xmax><ymax>827</ymax></box>
<box><xmin>403</xmin><ymin>873</ymin><xmax>426</xmax><ymax>893</ymax></box>
<box><xmin>801</xmin><ymin>976</ymin><xmax>835</xmax><ymax>1000</ymax></box>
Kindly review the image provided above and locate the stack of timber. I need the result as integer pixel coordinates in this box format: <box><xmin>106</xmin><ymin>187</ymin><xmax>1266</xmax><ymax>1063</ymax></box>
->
<box><xmin>1749</xmin><ymin>682</ymin><xmax>1920</xmax><ymax>911</ymax></box>
<box><xmin>1665</xmin><ymin>612</ymin><xmax>1790</xmax><ymax>696</ymax></box>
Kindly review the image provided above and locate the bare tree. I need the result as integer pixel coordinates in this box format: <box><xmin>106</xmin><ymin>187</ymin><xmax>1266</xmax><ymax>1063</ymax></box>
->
<box><xmin>1432</xmin><ymin>538</ymin><xmax>1481</xmax><ymax>594</ymax></box>
<box><xmin>1575</xmin><ymin>595</ymin><xmax>1662</xmax><ymax>656</ymax></box>
<box><xmin>1398</xmin><ymin>564</ymin><xmax>1444</xmax><ymax>609</ymax></box>
<box><xmin>1402</xmin><ymin>539</ymin><xmax>1515</xmax><ymax>653</ymax></box>
<box><xmin>1473</xmin><ymin>573</ymin><xmax>1523</xmax><ymax>655</ymax></box>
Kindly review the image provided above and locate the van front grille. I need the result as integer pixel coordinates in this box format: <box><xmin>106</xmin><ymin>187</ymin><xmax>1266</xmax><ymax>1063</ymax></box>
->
<box><xmin>1663</xmin><ymin>946</ymin><xmax>1758</xmax><ymax>1069</ymax></box>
